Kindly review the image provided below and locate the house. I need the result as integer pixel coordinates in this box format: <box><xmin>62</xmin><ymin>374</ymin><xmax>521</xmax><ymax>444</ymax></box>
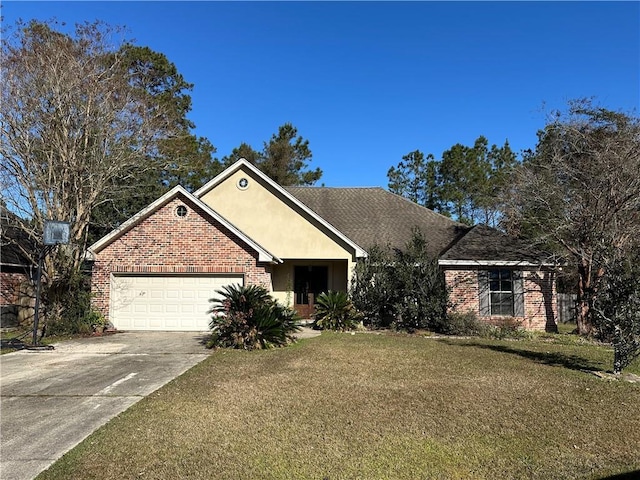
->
<box><xmin>440</xmin><ymin>224</ymin><xmax>557</xmax><ymax>331</ymax></box>
<box><xmin>89</xmin><ymin>159</ymin><xmax>557</xmax><ymax>332</ymax></box>
<box><xmin>0</xmin><ymin>207</ymin><xmax>35</xmax><ymax>328</ymax></box>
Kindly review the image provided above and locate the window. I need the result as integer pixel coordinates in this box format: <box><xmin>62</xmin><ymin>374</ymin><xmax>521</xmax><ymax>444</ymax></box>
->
<box><xmin>479</xmin><ymin>269</ymin><xmax>524</xmax><ymax>317</ymax></box>
<box><xmin>489</xmin><ymin>269</ymin><xmax>514</xmax><ymax>316</ymax></box>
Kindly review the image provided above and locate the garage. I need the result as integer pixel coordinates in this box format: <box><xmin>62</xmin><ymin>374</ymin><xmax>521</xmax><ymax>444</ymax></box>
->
<box><xmin>110</xmin><ymin>274</ymin><xmax>243</xmax><ymax>331</ymax></box>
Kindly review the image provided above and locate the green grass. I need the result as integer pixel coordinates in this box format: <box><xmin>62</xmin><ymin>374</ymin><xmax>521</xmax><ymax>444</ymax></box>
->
<box><xmin>556</xmin><ymin>321</ymin><xmax>578</xmax><ymax>335</ymax></box>
<box><xmin>38</xmin><ymin>332</ymin><xmax>640</xmax><ymax>480</ymax></box>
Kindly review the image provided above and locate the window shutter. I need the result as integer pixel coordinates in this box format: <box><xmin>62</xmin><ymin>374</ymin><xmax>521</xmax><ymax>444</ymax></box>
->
<box><xmin>478</xmin><ymin>270</ymin><xmax>490</xmax><ymax>316</ymax></box>
<box><xmin>513</xmin><ymin>270</ymin><xmax>525</xmax><ymax>317</ymax></box>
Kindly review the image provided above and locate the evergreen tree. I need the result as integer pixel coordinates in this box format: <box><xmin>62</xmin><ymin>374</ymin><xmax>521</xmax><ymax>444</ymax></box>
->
<box><xmin>89</xmin><ymin>44</ymin><xmax>220</xmax><ymax>242</ymax></box>
<box><xmin>388</xmin><ymin>137</ymin><xmax>516</xmax><ymax>225</ymax></box>
<box><xmin>222</xmin><ymin>123</ymin><xmax>322</xmax><ymax>186</ymax></box>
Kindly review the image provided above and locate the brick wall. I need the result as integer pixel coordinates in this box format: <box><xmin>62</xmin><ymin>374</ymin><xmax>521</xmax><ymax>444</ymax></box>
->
<box><xmin>0</xmin><ymin>269</ymin><xmax>34</xmax><ymax>327</ymax></box>
<box><xmin>91</xmin><ymin>195</ymin><xmax>272</xmax><ymax>321</ymax></box>
<box><xmin>444</xmin><ymin>266</ymin><xmax>557</xmax><ymax>331</ymax></box>
<box><xmin>1</xmin><ymin>271</ymin><xmax>28</xmax><ymax>305</ymax></box>
<box><xmin>523</xmin><ymin>269</ymin><xmax>558</xmax><ymax>331</ymax></box>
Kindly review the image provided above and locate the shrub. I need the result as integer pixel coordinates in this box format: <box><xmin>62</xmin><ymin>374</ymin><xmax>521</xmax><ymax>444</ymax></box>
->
<box><xmin>594</xmin><ymin>249</ymin><xmax>640</xmax><ymax>374</ymax></box>
<box><xmin>350</xmin><ymin>229</ymin><xmax>449</xmax><ymax>332</ymax></box>
<box><xmin>43</xmin><ymin>270</ymin><xmax>95</xmax><ymax>337</ymax></box>
<box><xmin>435</xmin><ymin>311</ymin><xmax>532</xmax><ymax>339</ymax></box>
<box><xmin>313</xmin><ymin>291</ymin><xmax>361</xmax><ymax>331</ymax></box>
<box><xmin>437</xmin><ymin>311</ymin><xmax>489</xmax><ymax>336</ymax></box>
<box><xmin>208</xmin><ymin>284</ymin><xmax>300</xmax><ymax>350</ymax></box>
<box><xmin>349</xmin><ymin>245</ymin><xmax>396</xmax><ymax>328</ymax></box>
<box><xmin>484</xmin><ymin>322</ymin><xmax>531</xmax><ymax>340</ymax></box>
<box><xmin>391</xmin><ymin>231</ymin><xmax>448</xmax><ymax>332</ymax></box>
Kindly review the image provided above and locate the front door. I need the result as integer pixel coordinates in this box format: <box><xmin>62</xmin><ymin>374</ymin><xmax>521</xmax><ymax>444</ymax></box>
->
<box><xmin>294</xmin><ymin>266</ymin><xmax>328</xmax><ymax>319</ymax></box>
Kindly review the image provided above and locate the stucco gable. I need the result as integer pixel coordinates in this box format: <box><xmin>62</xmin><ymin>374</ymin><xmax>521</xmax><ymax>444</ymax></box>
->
<box><xmin>88</xmin><ymin>185</ymin><xmax>279</xmax><ymax>264</ymax></box>
<box><xmin>196</xmin><ymin>159</ymin><xmax>367</xmax><ymax>259</ymax></box>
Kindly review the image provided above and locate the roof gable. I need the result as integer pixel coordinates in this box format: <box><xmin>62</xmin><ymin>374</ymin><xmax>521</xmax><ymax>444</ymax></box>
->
<box><xmin>196</xmin><ymin>159</ymin><xmax>368</xmax><ymax>258</ymax></box>
<box><xmin>88</xmin><ymin>185</ymin><xmax>280</xmax><ymax>263</ymax></box>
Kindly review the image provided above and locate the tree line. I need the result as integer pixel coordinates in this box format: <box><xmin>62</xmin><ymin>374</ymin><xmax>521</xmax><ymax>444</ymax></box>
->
<box><xmin>388</xmin><ymin>137</ymin><xmax>517</xmax><ymax>227</ymax></box>
<box><xmin>1</xmin><ymin>20</ymin><xmax>638</xmax><ymax>370</ymax></box>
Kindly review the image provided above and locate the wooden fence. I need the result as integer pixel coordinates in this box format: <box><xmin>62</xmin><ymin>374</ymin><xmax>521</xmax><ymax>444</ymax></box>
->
<box><xmin>557</xmin><ymin>293</ymin><xmax>577</xmax><ymax>324</ymax></box>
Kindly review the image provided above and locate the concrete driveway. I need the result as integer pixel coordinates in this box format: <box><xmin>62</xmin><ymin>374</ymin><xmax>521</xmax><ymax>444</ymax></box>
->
<box><xmin>0</xmin><ymin>331</ymin><xmax>211</xmax><ymax>480</ymax></box>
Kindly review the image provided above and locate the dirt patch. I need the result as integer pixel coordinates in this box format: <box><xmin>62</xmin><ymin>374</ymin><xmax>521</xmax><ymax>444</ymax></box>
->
<box><xmin>590</xmin><ymin>370</ymin><xmax>640</xmax><ymax>383</ymax></box>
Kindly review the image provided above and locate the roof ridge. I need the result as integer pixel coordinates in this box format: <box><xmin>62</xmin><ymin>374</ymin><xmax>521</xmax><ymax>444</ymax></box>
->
<box><xmin>284</xmin><ymin>186</ymin><xmax>384</xmax><ymax>190</ymax></box>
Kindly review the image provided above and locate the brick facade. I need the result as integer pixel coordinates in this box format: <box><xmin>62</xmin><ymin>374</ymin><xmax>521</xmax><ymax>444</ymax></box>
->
<box><xmin>1</xmin><ymin>271</ymin><xmax>27</xmax><ymax>306</ymax></box>
<box><xmin>444</xmin><ymin>266</ymin><xmax>557</xmax><ymax>331</ymax></box>
<box><xmin>91</xmin><ymin>195</ymin><xmax>273</xmax><ymax>321</ymax></box>
<box><xmin>0</xmin><ymin>269</ymin><xmax>34</xmax><ymax>328</ymax></box>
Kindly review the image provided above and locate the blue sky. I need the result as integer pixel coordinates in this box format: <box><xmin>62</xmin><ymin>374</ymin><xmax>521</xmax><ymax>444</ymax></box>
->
<box><xmin>3</xmin><ymin>1</ymin><xmax>638</xmax><ymax>187</ymax></box>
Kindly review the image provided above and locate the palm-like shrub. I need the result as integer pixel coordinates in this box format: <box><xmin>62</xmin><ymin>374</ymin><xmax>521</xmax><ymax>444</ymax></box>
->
<box><xmin>208</xmin><ymin>284</ymin><xmax>300</xmax><ymax>350</ymax></box>
<box><xmin>313</xmin><ymin>291</ymin><xmax>362</xmax><ymax>331</ymax></box>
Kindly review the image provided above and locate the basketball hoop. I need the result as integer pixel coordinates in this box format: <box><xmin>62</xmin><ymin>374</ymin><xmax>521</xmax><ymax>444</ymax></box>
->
<box><xmin>32</xmin><ymin>220</ymin><xmax>71</xmax><ymax>347</ymax></box>
<box><xmin>43</xmin><ymin>221</ymin><xmax>70</xmax><ymax>245</ymax></box>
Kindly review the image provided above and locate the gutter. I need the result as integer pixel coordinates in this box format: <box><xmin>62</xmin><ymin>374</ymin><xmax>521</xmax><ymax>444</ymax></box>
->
<box><xmin>438</xmin><ymin>259</ymin><xmax>555</xmax><ymax>268</ymax></box>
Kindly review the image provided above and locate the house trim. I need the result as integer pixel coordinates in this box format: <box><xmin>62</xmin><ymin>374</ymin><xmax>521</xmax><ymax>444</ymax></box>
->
<box><xmin>438</xmin><ymin>260</ymin><xmax>554</xmax><ymax>267</ymax></box>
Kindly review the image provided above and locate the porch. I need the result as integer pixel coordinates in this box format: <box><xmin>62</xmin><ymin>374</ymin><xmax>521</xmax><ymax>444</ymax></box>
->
<box><xmin>271</xmin><ymin>260</ymin><xmax>349</xmax><ymax>319</ymax></box>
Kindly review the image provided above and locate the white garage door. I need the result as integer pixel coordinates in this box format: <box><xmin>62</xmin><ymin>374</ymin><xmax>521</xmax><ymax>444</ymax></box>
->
<box><xmin>110</xmin><ymin>275</ymin><xmax>243</xmax><ymax>331</ymax></box>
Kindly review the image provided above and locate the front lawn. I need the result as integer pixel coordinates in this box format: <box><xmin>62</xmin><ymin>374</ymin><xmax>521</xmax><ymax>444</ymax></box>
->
<box><xmin>39</xmin><ymin>332</ymin><xmax>640</xmax><ymax>479</ymax></box>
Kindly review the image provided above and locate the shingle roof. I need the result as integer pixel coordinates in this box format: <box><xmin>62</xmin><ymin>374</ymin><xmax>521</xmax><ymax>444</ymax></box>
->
<box><xmin>439</xmin><ymin>224</ymin><xmax>550</xmax><ymax>263</ymax></box>
<box><xmin>284</xmin><ymin>186</ymin><xmax>468</xmax><ymax>256</ymax></box>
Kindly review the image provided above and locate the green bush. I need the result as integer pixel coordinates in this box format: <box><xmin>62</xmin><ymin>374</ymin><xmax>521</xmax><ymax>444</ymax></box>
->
<box><xmin>350</xmin><ymin>229</ymin><xmax>449</xmax><ymax>332</ymax></box>
<box><xmin>313</xmin><ymin>291</ymin><xmax>361</xmax><ymax>331</ymax></box>
<box><xmin>434</xmin><ymin>311</ymin><xmax>532</xmax><ymax>340</ymax></box>
<box><xmin>43</xmin><ymin>270</ymin><xmax>95</xmax><ymax>337</ymax></box>
<box><xmin>594</xmin><ymin>248</ymin><xmax>640</xmax><ymax>374</ymax></box>
<box><xmin>349</xmin><ymin>245</ymin><xmax>396</xmax><ymax>328</ymax></box>
<box><xmin>437</xmin><ymin>311</ymin><xmax>489</xmax><ymax>336</ymax></box>
<box><xmin>208</xmin><ymin>284</ymin><xmax>300</xmax><ymax>350</ymax></box>
<box><xmin>484</xmin><ymin>323</ymin><xmax>532</xmax><ymax>340</ymax></box>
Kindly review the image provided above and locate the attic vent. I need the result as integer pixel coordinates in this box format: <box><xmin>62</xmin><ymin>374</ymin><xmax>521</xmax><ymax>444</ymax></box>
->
<box><xmin>237</xmin><ymin>177</ymin><xmax>249</xmax><ymax>190</ymax></box>
<box><xmin>175</xmin><ymin>205</ymin><xmax>188</xmax><ymax>218</ymax></box>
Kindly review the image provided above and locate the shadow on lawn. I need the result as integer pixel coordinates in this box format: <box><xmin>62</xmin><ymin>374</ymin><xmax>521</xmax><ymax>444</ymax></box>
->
<box><xmin>598</xmin><ymin>471</ymin><xmax>640</xmax><ymax>480</ymax></box>
<box><xmin>438</xmin><ymin>339</ymin><xmax>602</xmax><ymax>373</ymax></box>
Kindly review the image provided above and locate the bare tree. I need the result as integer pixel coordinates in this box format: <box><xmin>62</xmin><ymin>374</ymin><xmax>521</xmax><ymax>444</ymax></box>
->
<box><xmin>1</xmin><ymin>20</ymin><xmax>179</xmax><ymax>277</ymax></box>
<box><xmin>504</xmin><ymin>99</ymin><xmax>640</xmax><ymax>335</ymax></box>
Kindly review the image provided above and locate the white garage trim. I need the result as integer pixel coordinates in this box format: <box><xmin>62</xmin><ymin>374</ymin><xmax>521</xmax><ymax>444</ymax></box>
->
<box><xmin>110</xmin><ymin>274</ymin><xmax>243</xmax><ymax>331</ymax></box>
